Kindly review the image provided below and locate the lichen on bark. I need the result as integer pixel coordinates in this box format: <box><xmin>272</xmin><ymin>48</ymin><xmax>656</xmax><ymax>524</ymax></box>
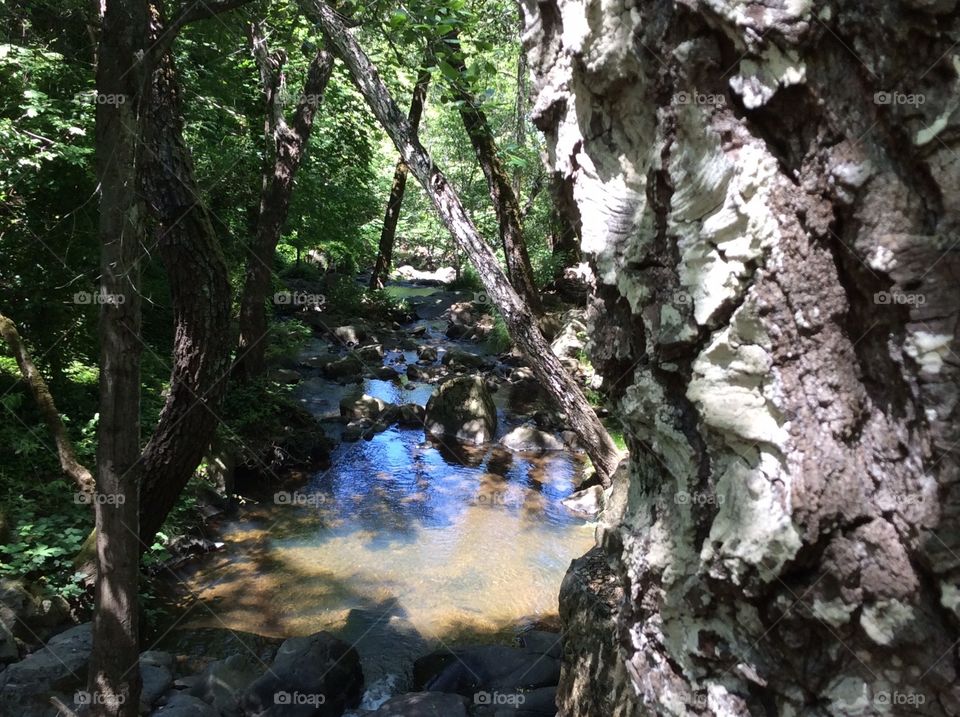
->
<box><xmin>524</xmin><ymin>0</ymin><xmax>960</xmax><ymax>713</ymax></box>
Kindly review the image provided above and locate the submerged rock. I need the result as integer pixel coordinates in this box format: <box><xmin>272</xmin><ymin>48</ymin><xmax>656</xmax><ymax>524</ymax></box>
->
<box><xmin>500</xmin><ymin>426</ymin><xmax>565</xmax><ymax>453</ymax></box>
<box><xmin>424</xmin><ymin>376</ymin><xmax>497</xmax><ymax>445</ymax></box>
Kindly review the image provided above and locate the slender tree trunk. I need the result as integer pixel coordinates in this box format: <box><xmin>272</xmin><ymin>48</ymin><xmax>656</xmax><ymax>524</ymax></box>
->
<box><xmin>445</xmin><ymin>37</ymin><xmax>542</xmax><ymax>314</ymax></box>
<box><xmin>0</xmin><ymin>313</ymin><xmax>94</xmax><ymax>497</ymax></box>
<box><xmin>512</xmin><ymin>33</ymin><xmax>527</xmax><ymax>199</ymax></box>
<box><xmin>299</xmin><ymin>0</ymin><xmax>621</xmax><ymax>482</ymax></box>
<box><xmin>235</xmin><ymin>25</ymin><xmax>335</xmax><ymax>379</ymax></box>
<box><xmin>137</xmin><ymin>6</ymin><xmax>234</xmax><ymax>550</ymax></box>
<box><xmin>370</xmin><ymin>67</ymin><xmax>430</xmax><ymax>289</ymax></box>
<box><xmin>525</xmin><ymin>0</ymin><xmax>960</xmax><ymax>714</ymax></box>
<box><xmin>88</xmin><ymin>0</ymin><xmax>148</xmax><ymax>712</ymax></box>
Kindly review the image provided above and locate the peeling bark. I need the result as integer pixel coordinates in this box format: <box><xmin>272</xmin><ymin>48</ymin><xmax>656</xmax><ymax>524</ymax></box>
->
<box><xmin>525</xmin><ymin>0</ymin><xmax>960</xmax><ymax>714</ymax></box>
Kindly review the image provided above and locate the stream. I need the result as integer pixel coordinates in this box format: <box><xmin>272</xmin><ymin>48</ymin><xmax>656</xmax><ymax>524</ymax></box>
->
<box><xmin>159</xmin><ymin>284</ymin><xmax>597</xmax><ymax>706</ymax></box>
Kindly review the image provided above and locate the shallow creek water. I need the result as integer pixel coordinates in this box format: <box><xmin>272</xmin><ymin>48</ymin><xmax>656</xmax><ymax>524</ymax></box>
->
<box><xmin>161</xmin><ymin>287</ymin><xmax>597</xmax><ymax>701</ymax></box>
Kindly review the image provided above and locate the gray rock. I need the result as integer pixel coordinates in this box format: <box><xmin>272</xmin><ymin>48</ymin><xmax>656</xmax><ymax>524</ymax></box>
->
<box><xmin>420</xmin><ymin>645</ymin><xmax>560</xmax><ymax>697</ymax></box>
<box><xmin>151</xmin><ymin>692</ymin><xmax>219</xmax><ymax>716</ymax></box>
<box><xmin>561</xmin><ymin>486</ymin><xmax>604</xmax><ymax>518</ymax></box>
<box><xmin>416</xmin><ymin>346</ymin><xmax>438</xmax><ymax>363</ymax></box>
<box><xmin>0</xmin><ymin>579</ymin><xmax>35</xmax><ymax>640</ymax></box>
<box><xmin>356</xmin><ymin>344</ymin><xmax>384</xmax><ymax>362</ymax></box>
<box><xmin>398</xmin><ymin>404</ymin><xmax>426</xmax><ymax>427</ymax></box>
<box><xmin>549</xmin><ymin>320</ymin><xmax>586</xmax><ymax>360</ymax></box>
<box><xmin>141</xmin><ymin>661</ymin><xmax>174</xmax><ymax>710</ymax></box>
<box><xmin>270</xmin><ymin>368</ymin><xmax>302</xmax><ymax>385</ymax></box>
<box><xmin>0</xmin><ymin>618</ymin><xmax>19</xmax><ymax>663</ymax></box>
<box><xmin>332</xmin><ymin>325</ymin><xmax>367</xmax><ymax>346</ymax></box>
<box><xmin>340</xmin><ymin>394</ymin><xmax>388</xmax><ymax>421</ymax></box>
<box><xmin>372</xmin><ymin>692</ymin><xmax>469</xmax><ymax>716</ymax></box>
<box><xmin>188</xmin><ymin>653</ymin><xmax>261</xmax><ymax>716</ymax></box>
<box><xmin>424</xmin><ymin>376</ymin><xmax>497</xmax><ymax>445</ymax></box>
<box><xmin>441</xmin><ymin>350</ymin><xmax>491</xmax><ymax>370</ymax></box>
<box><xmin>500</xmin><ymin>426</ymin><xmax>565</xmax><ymax>452</ymax></box>
<box><xmin>371</xmin><ymin>366</ymin><xmax>399</xmax><ymax>380</ymax></box>
<box><xmin>0</xmin><ymin>622</ymin><xmax>91</xmax><ymax>710</ymax></box>
<box><xmin>322</xmin><ymin>356</ymin><xmax>364</xmax><ymax>381</ymax></box>
<box><xmin>241</xmin><ymin>631</ymin><xmax>363</xmax><ymax>716</ymax></box>
<box><xmin>518</xmin><ymin>631</ymin><xmax>563</xmax><ymax>660</ymax></box>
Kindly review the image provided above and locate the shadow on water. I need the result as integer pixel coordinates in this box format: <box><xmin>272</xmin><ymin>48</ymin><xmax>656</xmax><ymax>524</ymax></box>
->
<box><xmin>158</xmin><ymin>286</ymin><xmax>594</xmax><ymax>699</ymax></box>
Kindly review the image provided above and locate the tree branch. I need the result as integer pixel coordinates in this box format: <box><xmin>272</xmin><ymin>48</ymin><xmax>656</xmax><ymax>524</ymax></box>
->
<box><xmin>0</xmin><ymin>313</ymin><xmax>95</xmax><ymax>496</ymax></box>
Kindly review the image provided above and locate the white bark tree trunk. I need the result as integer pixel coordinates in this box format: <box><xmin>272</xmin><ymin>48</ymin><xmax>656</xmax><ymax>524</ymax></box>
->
<box><xmin>524</xmin><ymin>0</ymin><xmax>960</xmax><ymax>714</ymax></box>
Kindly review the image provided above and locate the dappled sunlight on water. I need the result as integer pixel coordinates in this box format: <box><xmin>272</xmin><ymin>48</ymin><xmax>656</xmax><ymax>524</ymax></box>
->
<box><xmin>175</xmin><ymin>425</ymin><xmax>595</xmax><ymax>643</ymax></box>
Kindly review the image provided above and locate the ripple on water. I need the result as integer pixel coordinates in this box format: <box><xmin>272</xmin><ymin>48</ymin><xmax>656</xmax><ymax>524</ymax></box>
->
<box><xmin>177</xmin><ymin>424</ymin><xmax>595</xmax><ymax>644</ymax></box>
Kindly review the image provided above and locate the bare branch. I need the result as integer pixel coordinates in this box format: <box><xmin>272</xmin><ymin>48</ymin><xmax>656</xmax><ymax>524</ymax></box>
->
<box><xmin>0</xmin><ymin>313</ymin><xmax>95</xmax><ymax>496</ymax></box>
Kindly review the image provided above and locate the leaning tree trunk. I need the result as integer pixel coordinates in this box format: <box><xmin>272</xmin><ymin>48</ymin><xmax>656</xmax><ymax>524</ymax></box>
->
<box><xmin>523</xmin><ymin>0</ymin><xmax>960</xmax><ymax>715</ymax></box>
<box><xmin>0</xmin><ymin>313</ymin><xmax>94</xmax><ymax>498</ymax></box>
<box><xmin>370</xmin><ymin>67</ymin><xmax>430</xmax><ymax>289</ymax></box>
<box><xmin>235</xmin><ymin>25</ymin><xmax>334</xmax><ymax>380</ymax></box>
<box><xmin>446</xmin><ymin>37</ymin><xmax>542</xmax><ymax>314</ymax></box>
<box><xmin>88</xmin><ymin>0</ymin><xmax>148</xmax><ymax>712</ymax></box>
<box><xmin>137</xmin><ymin>6</ymin><xmax>234</xmax><ymax>550</ymax></box>
<box><xmin>300</xmin><ymin>0</ymin><xmax>622</xmax><ymax>483</ymax></box>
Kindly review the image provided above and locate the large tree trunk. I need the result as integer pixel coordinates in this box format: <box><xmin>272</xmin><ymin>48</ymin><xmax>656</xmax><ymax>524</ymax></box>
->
<box><xmin>299</xmin><ymin>0</ymin><xmax>622</xmax><ymax>483</ymax></box>
<box><xmin>235</xmin><ymin>25</ymin><xmax>334</xmax><ymax>379</ymax></box>
<box><xmin>524</xmin><ymin>0</ymin><xmax>960</xmax><ymax>715</ymax></box>
<box><xmin>446</xmin><ymin>37</ymin><xmax>542</xmax><ymax>314</ymax></box>
<box><xmin>88</xmin><ymin>0</ymin><xmax>148</xmax><ymax>711</ymax></box>
<box><xmin>370</xmin><ymin>67</ymin><xmax>430</xmax><ymax>289</ymax></box>
<box><xmin>137</xmin><ymin>6</ymin><xmax>234</xmax><ymax>550</ymax></box>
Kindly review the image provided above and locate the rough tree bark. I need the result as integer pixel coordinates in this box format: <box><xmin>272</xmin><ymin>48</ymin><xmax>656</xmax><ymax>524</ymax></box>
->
<box><xmin>88</xmin><ymin>0</ymin><xmax>148</xmax><ymax>711</ymax></box>
<box><xmin>445</xmin><ymin>35</ymin><xmax>542</xmax><ymax>314</ymax></box>
<box><xmin>0</xmin><ymin>312</ymin><xmax>94</xmax><ymax>497</ymax></box>
<box><xmin>369</xmin><ymin>67</ymin><xmax>431</xmax><ymax>289</ymax></box>
<box><xmin>235</xmin><ymin>24</ymin><xmax>334</xmax><ymax>379</ymax></box>
<box><xmin>524</xmin><ymin>0</ymin><xmax>960</xmax><ymax>715</ymax></box>
<box><xmin>137</xmin><ymin>3</ymin><xmax>234</xmax><ymax>550</ymax></box>
<box><xmin>300</xmin><ymin>0</ymin><xmax>622</xmax><ymax>483</ymax></box>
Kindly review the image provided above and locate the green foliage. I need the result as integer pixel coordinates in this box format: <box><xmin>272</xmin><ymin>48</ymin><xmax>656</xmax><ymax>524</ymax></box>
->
<box><xmin>0</xmin><ymin>481</ymin><xmax>90</xmax><ymax>602</ymax></box>
<box><xmin>485</xmin><ymin>315</ymin><xmax>512</xmax><ymax>354</ymax></box>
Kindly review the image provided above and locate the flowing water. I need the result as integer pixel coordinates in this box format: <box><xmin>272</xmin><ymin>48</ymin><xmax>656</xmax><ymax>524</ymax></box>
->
<box><xmin>162</xmin><ymin>286</ymin><xmax>596</xmax><ymax>699</ymax></box>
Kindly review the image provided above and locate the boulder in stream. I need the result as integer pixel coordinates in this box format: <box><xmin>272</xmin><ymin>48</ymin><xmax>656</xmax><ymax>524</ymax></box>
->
<box><xmin>322</xmin><ymin>355</ymin><xmax>363</xmax><ymax>381</ymax></box>
<box><xmin>424</xmin><ymin>376</ymin><xmax>497</xmax><ymax>445</ymax></box>
<box><xmin>340</xmin><ymin>394</ymin><xmax>390</xmax><ymax>422</ymax></box>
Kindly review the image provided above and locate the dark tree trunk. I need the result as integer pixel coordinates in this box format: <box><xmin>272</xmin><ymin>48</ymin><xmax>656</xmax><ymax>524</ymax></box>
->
<box><xmin>525</xmin><ymin>0</ymin><xmax>960</xmax><ymax>714</ymax></box>
<box><xmin>445</xmin><ymin>37</ymin><xmax>542</xmax><ymax>314</ymax></box>
<box><xmin>88</xmin><ymin>0</ymin><xmax>148</xmax><ymax>711</ymax></box>
<box><xmin>137</xmin><ymin>6</ymin><xmax>234</xmax><ymax>550</ymax></box>
<box><xmin>299</xmin><ymin>0</ymin><xmax>621</xmax><ymax>483</ymax></box>
<box><xmin>370</xmin><ymin>67</ymin><xmax>430</xmax><ymax>289</ymax></box>
<box><xmin>235</xmin><ymin>24</ymin><xmax>334</xmax><ymax>380</ymax></box>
